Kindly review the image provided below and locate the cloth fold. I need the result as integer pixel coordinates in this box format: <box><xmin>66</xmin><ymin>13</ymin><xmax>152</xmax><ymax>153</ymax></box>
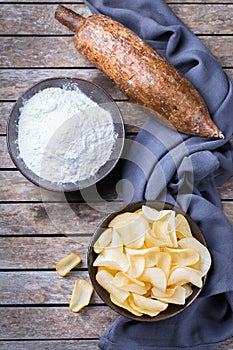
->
<box><xmin>84</xmin><ymin>0</ymin><xmax>233</xmax><ymax>349</ymax></box>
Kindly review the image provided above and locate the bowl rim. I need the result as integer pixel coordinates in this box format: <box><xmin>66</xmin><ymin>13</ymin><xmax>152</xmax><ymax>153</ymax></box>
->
<box><xmin>87</xmin><ymin>200</ymin><xmax>208</xmax><ymax>322</ymax></box>
<box><xmin>7</xmin><ymin>77</ymin><xmax>125</xmax><ymax>192</ymax></box>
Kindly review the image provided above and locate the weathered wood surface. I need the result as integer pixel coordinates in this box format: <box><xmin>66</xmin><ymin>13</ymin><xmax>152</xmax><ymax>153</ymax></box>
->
<box><xmin>0</xmin><ymin>306</ymin><xmax>117</xmax><ymax>339</ymax></box>
<box><xmin>0</xmin><ymin>339</ymin><xmax>231</xmax><ymax>350</ymax></box>
<box><xmin>2</xmin><ymin>68</ymin><xmax>233</xmax><ymax>102</ymax></box>
<box><xmin>0</xmin><ymin>1</ymin><xmax>232</xmax><ymax>349</ymax></box>
<box><xmin>1</xmin><ymin>36</ymin><xmax>233</xmax><ymax>68</ymax></box>
<box><xmin>0</xmin><ymin>340</ymin><xmax>100</xmax><ymax>350</ymax></box>
<box><xmin>0</xmin><ymin>271</ymin><xmax>102</xmax><ymax>304</ymax></box>
<box><xmin>1</xmin><ymin>202</ymin><xmax>232</xmax><ymax>236</ymax></box>
<box><xmin>0</xmin><ymin>237</ymin><xmax>90</xmax><ymax>269</ymax></box>
<box><xmin>0</xmin><ymin>68</ymin><xmax>126</xmax><ymax>101</ymax></box>
<box><xmin>0</xmin><ymin>170</ymin><xmax>232</xmax><ymax>202</ymax></box>
<box><xmin>1</xmin><ymin>4</ymin><xmax>233</xmax><ymax>35</ymax></box>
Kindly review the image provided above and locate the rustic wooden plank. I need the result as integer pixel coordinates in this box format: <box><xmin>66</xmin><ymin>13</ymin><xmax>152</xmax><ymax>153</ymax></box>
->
<box><xmin>0</xmin><ymin>103</ymin><xmax>11</xmax><ymax>134</ymax></box>
<box><xmin>0</xmin><ymin>4</ymin><xmax>92</xmax><ymax>35</ymax></box>
<box><xmin>0</xmin><ymin>271</ymin><xmax>102</xmax><ymax>304</ymax></box>
<box><xmin>0</xmin><ymin>36</ymin><xmax>93</xmax><ymax>68</ymax></box>
<box><xmin>172</xmin><ymin>5</ymin><xmax>233</xmax><ymax>35</ymax></box>
<box><xmin>0</xmin><ymin>202</ymin><xmax>116</xmax><ymax>235</ymax></box>
<box><xmin>1</xmin><ymin>36</ymin><xmax>233</xmax><ymax>68</ymax></box>
<box><xmin>0</xmin><ymin>305</ymin><xmax>231</xmax><ymax>347</ymax></box>
<box><xmin>219</xmin><ymin>177</ymin><xmax>233</xmax><ymax>200</ymax></box>
<box><xmin>0</xmin><ymin>170</ymin><xmax>232</xmax><ymax>203</ymax></box>
<box><xmin>0</xmin><ymin>306</ymin><xmax>117</xmax><ymax>339</ymax></box>
<box><xmin>0</xmin><ymin>166</ymin><xmax>123</xmax><ymax>202</ymax></box>
<box><xmin>0</xmin><ymin>340</ymin><xmax>100</xmax><ymax>350</ymax></box>
<box><xmin>0</xmin><ymin>4</ymin><xmax>233</xmax><ymax>35</ymax></box>
<box><xmin>0</xmin><ymin>237</ymin><xmax>90</xmax><ymax>269</ymax></box>
<box><xmin>222</xmin><ymin>202</ymin><xmax>233</xmax><ymax>226</ymax></box>
<box><xmin>0</xmin><ymin>137</ymin><xmax>14</xmax><ymax>168</ymax></box>
<box><xmin>2</xmin><ymin>68</ymin><xmax>233</xmax><ymax>102</ymax></box>
<box><xmin>0</xmin><ymin>201</ymin><xmax>232</xmax><ymax>236</ymax></box>
<box><xmin>0</xmin><ymin>339</ymin><xmax>232</xmax><ymax>350</ymax></box>
<box><xmin>201</xmin><ymin>36</ymin><xmax>233</xmax><ymax>67</ymax></box>
<box><xmin>0</xmin><ymin>172</ymin><xmax>42</xmax><ymax>201</ymax></box>
<box><xmin>0</xmin><ymin>68</ymin><xmax>126</xmax><ymax>101</ymax></box>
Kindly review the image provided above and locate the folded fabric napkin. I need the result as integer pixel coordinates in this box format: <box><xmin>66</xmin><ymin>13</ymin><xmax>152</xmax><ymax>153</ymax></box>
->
<box><xmin>84</xmin><ymin>1</ymin><xmax>233</xmax><ymax>349</ymax></box>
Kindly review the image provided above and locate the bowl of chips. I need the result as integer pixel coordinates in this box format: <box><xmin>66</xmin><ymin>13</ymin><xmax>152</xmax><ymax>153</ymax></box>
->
<box><xmin>88</xmin><ymin>200</ymin><xmax>211</xmax><ymax>321</ymax></box>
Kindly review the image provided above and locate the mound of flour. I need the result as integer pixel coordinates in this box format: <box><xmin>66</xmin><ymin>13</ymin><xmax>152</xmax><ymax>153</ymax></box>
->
<box><xmin>18</xmin><ymin>86</ymin><xmax>117</xmax><ymax>183</ymax></box>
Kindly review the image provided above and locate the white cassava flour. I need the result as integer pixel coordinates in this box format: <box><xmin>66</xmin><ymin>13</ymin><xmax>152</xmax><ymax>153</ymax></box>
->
<box><xmin>18</xmin><ymin>86</ymin><xmax>117</xmax><ymax>183</ymax></box>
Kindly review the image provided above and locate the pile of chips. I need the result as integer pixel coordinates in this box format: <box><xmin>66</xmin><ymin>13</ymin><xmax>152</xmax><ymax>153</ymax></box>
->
<box><xmin>93</xmin><ymin>205</ymin><xmax>211</xmax><ymax>317</ymax></box>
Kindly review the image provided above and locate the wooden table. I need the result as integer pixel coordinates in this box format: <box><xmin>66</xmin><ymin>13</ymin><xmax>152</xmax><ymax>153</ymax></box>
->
<box><xmin>0</xmin><ymin>1</ymin><xmax>233</xmax><ymax>349</ymax></box>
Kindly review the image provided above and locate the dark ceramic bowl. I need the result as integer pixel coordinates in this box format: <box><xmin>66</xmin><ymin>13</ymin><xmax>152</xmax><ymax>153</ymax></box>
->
<box><xmin>88</xmin><ymin>200</ymin><xmax>209</xmax><ymax>322</ymax></box>
<box><xmin>7</xmin><ymin>77</ymin><xmax>125</xmax><ymax>192</ymax></box>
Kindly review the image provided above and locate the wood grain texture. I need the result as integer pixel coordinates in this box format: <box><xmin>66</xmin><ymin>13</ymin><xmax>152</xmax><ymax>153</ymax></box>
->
<box><xmin>1</xmin><ymin>36</ymin><xmax>233</xmax><ymax>68</ymax></box>
<box><xmin>0</xmin><ymin>271</ymin><xmax>102</xmax><ymax>304</ymax></box>
<box><xmin>1</xmin><ymin>4</ymin><xmax>233</xmax><ymax>35</ymax></box>
<box><xmin>0</xmin><ymin>168</ymin><xmax>123</xmax><ymax>202</ymax></box>
<box><xmin>0</xmin><ymin>201</ymin><xmax>232</xmax><ymax>236</ymax></box>
<box><xmin>0</xmin><ymin>306</ymin><xmax>231</xmax><ymax>348</ymax></box>
<box><xmin>0</xmin><ymin>340</ymin><xmax>100</xmax><ymax>350</ymax></box>
<box><xmin>0</xmin><ymin>201</ymin><xmax>122</xmax><ymax>235</ymax></box>
<box><xmin>0</xmin><ymin>137</ymin><xmax>14</xmax><ymax>168</ymax></box>
<box><xmin>0</xmin><ymin>103</ymin><xmax>11</xmax><ymax>134</ymax></box>
<box><xmin>2</xmin><ymin>68</ymin><xmax>233</xmax><ymax>101</ymax></box>
<box><xmin>0</xmin><ymin>339</ymin><xmax>232</xmax><ymax>350</ymax></box>
<box><xmin>0</xmin><ymin>1</ymin><xmax>232</xmax><ymax>350</ymax></box>
<box><xmin>0</xmin><ymin>68</ymin><xmax>126</xmax><ymax>101</ymax></box>
<box><xmin>0</xmin><ymin>170</ymin><xmax>232</xmax><ymax>202</ymax></box>
<box><xmin>0</xmin><ymin>5</ymin><xmax>92</xmax><ymax>35</ymax></box>
<box><xmin>0</xmin><ymin>202</ymin><xmax>121</xmax><ymax>235</ymax></box>
<box><xmin>0</xmin><ymin>237</ymin><xmax>90</xmax><ymax>269</ymax></box>
<box><xmin>0</xmin><ymin>306</ymin><xmax>117</xmax><ymax>339</ymax></box>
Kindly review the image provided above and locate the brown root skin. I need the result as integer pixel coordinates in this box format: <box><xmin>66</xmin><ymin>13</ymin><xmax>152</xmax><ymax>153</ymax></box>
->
<box><xmin>55</xmin><ymin>6</ymin><xmax>224</xmax><ymax>139</ymax></box>
<box><xmin>55</xmin><ymin>5</ymin><xmax>85</xmax><ymax>32</ymax></box>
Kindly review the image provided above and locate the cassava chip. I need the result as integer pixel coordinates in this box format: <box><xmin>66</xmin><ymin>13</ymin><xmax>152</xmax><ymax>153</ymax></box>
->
<box><xmin>96</xmin><ymin>269</ymin><xmax>130</xmax><ymax>303</ymax></box>
<box><xmin>141</xmin><ymin>205</ymin><xmax>160</xmax><ymax>222</ymax></box>
<box><xmin>175</xmin><ymin>214</ymin><xmax>192</xmax><ymax>239</ymax></box>
<box><xmin>153</xmin><ymin>285</ymin><xmax>186</xmax><ymax>305</ymax></box>
<box><xmin>152</xmin><ymin>220</ymin><xmax>172</xmax><ymax>246</ymax></box>
<box><xmin>93</xmin><ymin>246</ymin><xmax>129</xmax><ymax>272</ymax></box>
<box><xmin>155</xmin><ymin>252</ymin><xmax>172</xmax><ymax>277</ymax></box>
<box><xmin>112</xmin><ymin>271</ymin><xmax>145</xmax><ymax>288</ymax></box>
<box><xmin>140</xmin><ymin>267</ymin><xmax>167</xmax><ymax>292</ymax></box>
<box><xmin>130</xmin><ymin>293</ymin><xmax>168</xmax><ymax>316</ymax></box>
<box><xmin>164</xmin><ymin>247</ymin><xmax>199</xmax><ymax>266</ymax></box>
<box><xmin>69</xmin><ymin>279</ymin><xmax>93</xmax><ymax>313</ymax></box>
<box><xmin>109</xmin><ymin>212</ymin><xmax>148</xmax><ymax>248</ymax></box>
<box><xmin>178</xmin><ymin>237</ymin><xmax>211</xmax><ymax>276</ymax></box>
<box><xmin>93</xmin><ymin>228</ymin><xmax>113</xmax><ymax>253</ymax></box>
<box><xmin>167</xmin><ymin>210</ymin><xmax>178</xmax><ymax>247</ymax></box>
<box><xmin>145</xmin><ymin>230</ymin><xmax>168</xmax><ymax>247</ymax></box>
<box><xmin>112</xmin><ymin>272</ymin><xmax>149</xmax><ymax>295</ymax></box>
<box><xmin>110</xmin><ymin>295</ymin><xmax>143</xmax><ymax>316</ymax></box>
<box><xmin>109</xmin><ymin>229</ymin><xmax>123</xmax><ymax>249</ymax></box>
<box><xmin>183</xmin><ymin>283</ymin><xmax>193</xmax><ymax>298</ymax></box>
<box><xmin>168</xmin><ymin>266</ymin><xmax>203</xmax><ymax>288</ymax></box>
<box><xmin>125</xmin><ymin>247</ymin><xmax>159</xmax><ymax>267</ymax></box>
<box><xmin>127</xmin><ymin>254</ymin><xmax>145</xmax><ymax>278</ymax></box>
<box><xmin>56</xmin><ymin>252</ymin><xmax>81</xmax><ymax>277</ymax></box>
